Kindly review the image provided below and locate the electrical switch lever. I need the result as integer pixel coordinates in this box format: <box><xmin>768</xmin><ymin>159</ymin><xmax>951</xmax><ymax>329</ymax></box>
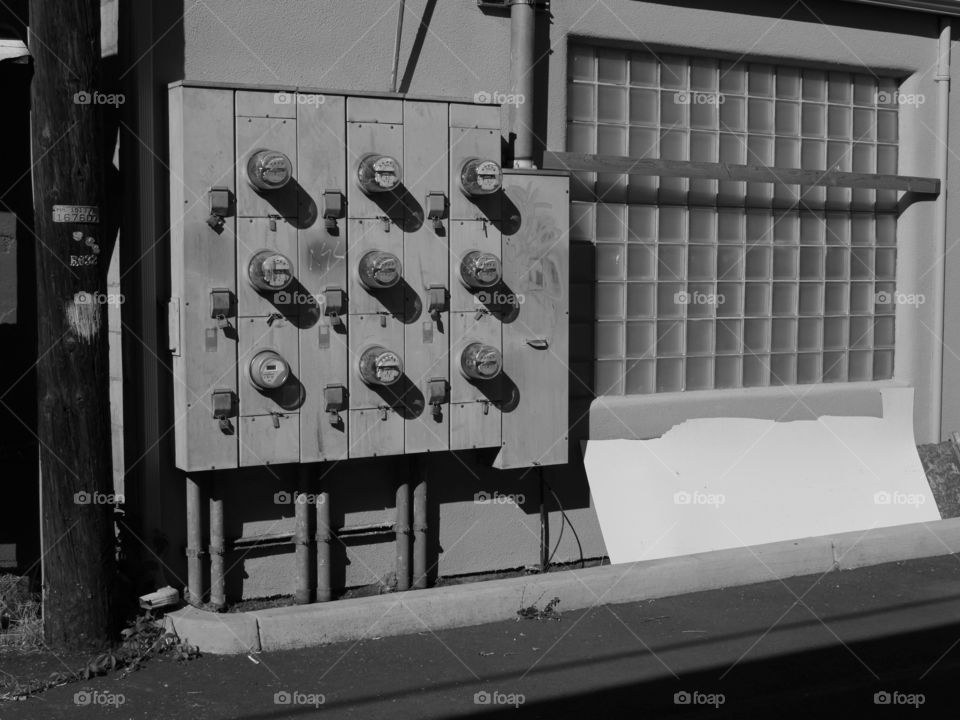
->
<box><xmin>427</xmin><ymin>378</ymin><xmax>447</xmax><ymax>421</ymax></box>
<box><xmin>322</xmin><ymin>190</ymin><xmax>344</xmax><ymax>231</ymax></box>
<box><xmin>209</xmin><ymin>288</ymin><xmax>232</xmax><ymax>329</ymax></box>
<box><xmin>427</xmin><ymin>285</ymin><xmax>446</xmax><ymax>322</ymax></box>
<box><xmin>426</xmin><ymin>191</ymin><xmax>446</xmax><ymax>231</ymax></box>
<box><xmin>211</xmin><ymin>389</ymin><xmax>235</xmax><ymax>434</ymax></box>
<box><xmin>324</xmin><ymin>384</ymin><xmax>347</xmax><ymax>425</ymax></box>
<box><xmin>206</xmin><ymin>187</ymin><xmax>231</xmax><ymax>232</ymax></box>
<box><xmin>324</xmin><ymin>287</ymin><xmax>345</xmax><ymax>326</ymax></box>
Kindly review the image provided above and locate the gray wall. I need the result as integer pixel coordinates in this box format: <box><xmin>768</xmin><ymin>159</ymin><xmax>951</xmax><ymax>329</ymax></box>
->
<box><xmin>129</xmin><ymin>0</ymin><xmax>958</xmax><ymax>598</ymax></box>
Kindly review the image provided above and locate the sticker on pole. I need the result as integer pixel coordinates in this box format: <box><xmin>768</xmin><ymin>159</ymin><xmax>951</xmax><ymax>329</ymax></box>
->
<box><xmin>53</xmin><ymin>205</ymin><xmax>99</xmax><ymax>223</ymax></box>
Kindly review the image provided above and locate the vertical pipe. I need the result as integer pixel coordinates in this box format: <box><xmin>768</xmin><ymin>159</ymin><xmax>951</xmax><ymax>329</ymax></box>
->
<box><xmin>933</xmin><ymin>19</ymin><xmax>951</xmax><ymax>441</ymax></box>
<box><xmin>413</xmin><ymin>459</ymin><xmax>428</xmax><ymax>590</ymax></box>
<box><xmin>510</xmin><ymin>0</ymin><xmax>537</xmax><ymax>168</ymax></box>
<box><xmin>294</xmin><ymin>466</ymin><xmax>312</xmax><ymax>605</ymax></box>
<box><xmin>315</xmin><ymin>484</ymin><xmax>332</xmax><ymax>602</ymax></box>
<box><xmin>209</xmin><ymin>476</ymin><xmax>225</xmax><ymax>611</ymax></box>
<box><xmin>185</xmin><ymin>474</ymin><xmax>203</xmax><ymax>606</ymax></box>
<box><xmin>396</xmin><ymin>477</ymin><xmax>411</xmax><ymax>592</ymax></box>
<box><xmin>539</xmin><ymin>467</ymin><xmax>549</xmax><ymax>573</ymax></box>
<box><xmin>390</xmin><ymin>0</ymin><xmax>406</xmax><ymax>93</ymax></box>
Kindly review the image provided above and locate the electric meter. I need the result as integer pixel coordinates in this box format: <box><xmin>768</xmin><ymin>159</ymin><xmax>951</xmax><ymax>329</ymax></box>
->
<box><xmin>248</xmin><ymin>250</ymin><xmax>294</xmax><ymax>292</ymax></box>
<box><xmin>459</xmin><ymin>251</ymin><xmax>502</xmax><ymax>289</ymax></box>
<box><xmin>358</xmin><ymin>250</ymin><xmax>402</xmax><ymax>290</ymax></box>
<box><xmin>359</xmin><ymin>346</ymin><xmax>404</xmax><ymax>386</ymax></box>
<box><xmin>248</xmin><ymin>350</ymin><xmax>291</xmax><ymax>391</ymax></box>
<box><xmin>246</xmin><ymin>149</ymin><xmax>293</xmax><ymax>192</ymax></box>
<box><xmin>459</xmin><ymin>343</ymin><xmax>503</xmax><ymax>381</ymax></box>
<box><xmin>357</xmin><ymin>154</ymin><xmax>402</xmax><ymax>193</ymax></box>
<box><xmin>459</xmin><ymin>158</ymin><xmax>502</xmax><ymax>196</ymax></box>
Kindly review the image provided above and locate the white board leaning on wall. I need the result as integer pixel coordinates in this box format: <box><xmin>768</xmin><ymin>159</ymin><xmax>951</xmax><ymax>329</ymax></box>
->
<box><xmin>585</xmin><ymin>387</ymin><xmax>940</xmax><ymax>564</ymax></box>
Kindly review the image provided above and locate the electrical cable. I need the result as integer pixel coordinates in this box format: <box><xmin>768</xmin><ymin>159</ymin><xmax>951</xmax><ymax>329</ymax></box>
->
<box><xmin>545</xmin><ymin>478</ymin><xmax>585</xmax><ymax>569</ymax></box>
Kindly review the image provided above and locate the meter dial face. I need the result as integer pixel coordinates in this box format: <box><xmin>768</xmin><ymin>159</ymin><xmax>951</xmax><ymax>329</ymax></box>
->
<box><xmin>459</xmin><ymin>251</ymin><xmax>502</xmax><ymax>289</ymax></box>
<box><xmin>459</xmin><ymin>343</ymin><xmax>503</xmax><ymax>381</ymax></box>
<box><xmin>459</xmin><ymin>157</ymin><xmax>502</xmax><ymax>196</ymax></box>
<box><xmin>246</xmin><ymin>149</ymin><xmax>293</xmax><ymax>191</ymax></box>
<box><xmin>359</xmin><ymin>346</ymin><xmax>403</xmax><ymax>386</ymax></box>
<box><xmin>357</xmin><ymin>154</ymin><xmax>402</xmax><ymax>193</ymax></box>
<box><xmin>249</xmin><ymin>350</ymin><xmax>291</xmax><ymax>391</ymax></box>
<box><xmin>248</xmin><ymin>250</ymin><xmax>294</xmax><ymax>292</ymax></box>
<box><xmin>358</xmin><ymin>250</ymin><xmax>402</xmax><ymax>290</ymax></box>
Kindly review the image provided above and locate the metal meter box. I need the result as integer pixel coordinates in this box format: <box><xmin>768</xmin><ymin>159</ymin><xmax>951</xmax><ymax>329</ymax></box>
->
<box><xmin>168</xmin><ymin>82</ymin><xmax>568</xmax><ymax>472</ymax></box>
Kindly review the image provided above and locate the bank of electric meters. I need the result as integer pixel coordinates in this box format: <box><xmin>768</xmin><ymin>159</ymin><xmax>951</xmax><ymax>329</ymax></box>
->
<box><xmin>168</xmin><ymin>84</ymin><xmax>568</xmax><ymax>472</ymax></box>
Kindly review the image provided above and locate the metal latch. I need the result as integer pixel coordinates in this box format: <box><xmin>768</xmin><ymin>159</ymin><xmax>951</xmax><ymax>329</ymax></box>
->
<box><xmin>324</xmin><ymin>287</ymin><xmax>345</xmax><ymax>326</ymax></box>
<box><xmin>377</xmin><ymin>215</ymin><xmax>391</xmax><ymax>232</ymax></box>
<box><xmin>425</xmin><ymin>191</ymin><xmax>446</xmax><ymax>231</ymax></box>
<box><xmin>427</xmin><ymin>284</ymin><xmax>446</xmax><ymax>322</ymax></box>
<box><xmin>270</xmin><ymin>411</ymin><xmax>284</xmax><ymax>429</ymax></box>
<box><xmin>427</xmin><ymin>378</ymin><xmax>447</xmax><ymax>421</ymax></box>
<box><xmin>378</xmin><ymin>405</ymin><xmax>390</xmax><ymax>421</ymax></box>
<box><xmin>324</xmin><ymin>384</ymin><xmax>347</xmax><ymax>425</ymax></box>
<box><xmin>322</xmin><ymin>190</ymin><xmax>344</xmax><ymax>231</ymax></box>
<box><xmin>207</xmin><ymin>187</ymin><xmax>231</xmax><ymax>232</ymax></box>
<box><xmin>211</xmin><ymin>389</ymin><xmax>236</xmax><ymax>433</ymax></box>
<box><xmin>209</xmin><ymin>288</ymin><xmax>232</xmax><ymax>329</ymax></box>
<box><xmin>267</xmin><ymin>213</ymin><xmax>282</xmax><ymax>232</ymax></box>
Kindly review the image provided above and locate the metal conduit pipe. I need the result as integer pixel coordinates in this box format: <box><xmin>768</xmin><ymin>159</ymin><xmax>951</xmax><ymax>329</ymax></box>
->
<box><xmin>396</xmin><ymin>478</ymin><xmax>411</xmax><ymax>591</ymax></box>
<box><xmin>209</xmin><ymin>477</ymin><xmax>226</xmax><ymax>611</ymax></box>
<box><xmin>933</xmin><ymin>18</ymin><xmax>951</xmax><ymax>441</ymax></box>
<box><xmin>316</xmin><ymin>487</ymin><xmax>332</xmax><ymax>602</ymax></box>
<box><xmin>413</xmin><ymin>461</ymin><xmax>428</xmax><ymax>590</ymax></box>
<box><xmin>510</xmin><ymin>0</ymin><xmax>537</xmax><ymax>168</ymax></box>
<box><xmin>390</xmin><ymin>0</ymin><xmax>406</xmax><ymax>93</ymax></box>
<box><xmin>294</xmin><ymin>466</ymin><xmax>312</xmax><ymax>605</ymax></box>
<box><xmin>185</xmin><ymin>475</ymin><xmax>204</xmax><ymax>606</ymax></box>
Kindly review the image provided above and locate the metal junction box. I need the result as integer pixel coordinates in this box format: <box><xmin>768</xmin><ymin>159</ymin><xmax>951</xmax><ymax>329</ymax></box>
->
<box><xmin>168</xmin><ymin>82</ymin><xmax>568</xmax><ymax>472</ymax></box>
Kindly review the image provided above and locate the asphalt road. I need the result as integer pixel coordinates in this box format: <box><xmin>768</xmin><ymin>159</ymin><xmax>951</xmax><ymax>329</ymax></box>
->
<box><xmin>5</xmin><ymin>554</ymin><xmax>960</xmax><ymax>719</ymax></box>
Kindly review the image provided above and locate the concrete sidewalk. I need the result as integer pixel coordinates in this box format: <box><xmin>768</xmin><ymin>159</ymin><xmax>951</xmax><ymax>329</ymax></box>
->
<box><xmin>8</xmin><ymin>552</ymin><xmax>960</xmax><ymax>719</ymax></box>
<box><xmin>166</xmin><ymin>516</ymin><xmax>960</xmax><ymax>654</ymax></box>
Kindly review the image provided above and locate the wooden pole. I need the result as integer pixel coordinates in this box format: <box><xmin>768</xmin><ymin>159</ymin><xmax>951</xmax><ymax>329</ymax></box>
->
<box><xmin>30</xmin><ymin>0</ymin><xmax>117</xmax><ymax>649</ymax></box>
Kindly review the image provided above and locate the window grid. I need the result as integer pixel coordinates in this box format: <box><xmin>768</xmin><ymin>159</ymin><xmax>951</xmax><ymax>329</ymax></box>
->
<box><xmin>568</xmin><ymin>46</ymin><xmax>898</xmax><ymax>395</ymax></box>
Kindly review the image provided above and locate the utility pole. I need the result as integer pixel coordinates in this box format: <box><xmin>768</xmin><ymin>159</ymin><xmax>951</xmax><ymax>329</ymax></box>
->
<box><xmin>30</xmin><ymin>0</ymin><xmax>117</xmax><ymax>650</ymax></box>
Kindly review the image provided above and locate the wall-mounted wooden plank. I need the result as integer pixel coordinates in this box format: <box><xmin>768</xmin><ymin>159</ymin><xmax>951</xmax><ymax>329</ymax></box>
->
<box><xmin>543</xmin><ymin>152</ymin><xmax>941</xmax><ymax>195</ymax></box>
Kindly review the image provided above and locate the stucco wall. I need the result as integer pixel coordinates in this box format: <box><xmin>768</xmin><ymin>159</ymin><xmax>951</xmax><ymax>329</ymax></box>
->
<box><xmin>154</xmin><ymin>0</ymin><xmax>960</xmax><ymax>598</ymax></box>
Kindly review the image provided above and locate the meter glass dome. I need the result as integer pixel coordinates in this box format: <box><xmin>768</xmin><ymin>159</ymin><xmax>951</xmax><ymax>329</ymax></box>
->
<box><xmin>358</xmin><ymin>154</ymin><xmax>402</xmax><ymax>193</ymax></box>
<box><xmin>246</xmin><ymin>149</ymin><xmax>292</xmax><ymax>191</ymax></box>
<box><xmin>359</xmin><ymin>346</ymin><xmax>403</xmax><ymax>386</ymax></box>
<box><xmin>248</xmin><ymin>250</ymin><xmax>294</xmax><ymax>292</ymax></box>
<box><xmin>459</xmin><ymin>158</ymin><xmax>502</xmax><ymax>196</ymax></box>
<box><xmin>459</xmin><ymin>250</ymin><xmax>502</xmax><ymax>289</ymax></box>
<box><xmin>460</xmin><ymin>343</ymin><xmax>503</xmax><ymax>381</ymax></box>
<box><xmin>248</xmin><ymin>350</ymin><xmax>290</xmax><ymax>391</ymax></box>
<box><xmin>358</xmin><ymin>250</ymin><xmax>402</xmax><ymax>290</ymax></box>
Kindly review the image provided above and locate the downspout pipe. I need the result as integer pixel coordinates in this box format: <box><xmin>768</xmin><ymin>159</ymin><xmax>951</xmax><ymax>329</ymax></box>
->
<box><xmin>185</xmin><ymin>475</ymin><xmax>203</xmax><ymax>606</ymax></box>
<box><xmin>390</xmin><ymin>0</ymin><xmax>406</xmax><ymax>93</ymax></box>
<box><xmin>510</xmin><ymin>0</ymin><xmax>537</xmax><ymax>168</ymax></box>
<box><xmin>294</xmin><ymin>466</ymin><xmax>312</xmax><ymax>605</ymax></box>
<box><xmin>396</xmin><ymin>477</ymin><xmax>411</xmax><ymax>591</ymax></box>
<box><xmin>316</xmin><ymin>486</ymin><xmax>332</xmax><ymax>602</ymax></box>
<box><xmin>209</xmin><ymin>476</ymin><xmax>226</xmax><ymax>611</ymax></box>
<box><xmin>933</xmin><ymin>18</ymin><xmax>951</xmax><ymax>441</ymax></box>
<box><xmin>412</xmin><ymin>459</ymin><xmax>428</xmax><ymax>590</ymax></box>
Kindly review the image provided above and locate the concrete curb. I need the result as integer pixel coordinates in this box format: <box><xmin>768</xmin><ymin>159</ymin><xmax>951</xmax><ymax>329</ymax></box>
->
<box><xmin>164</xmin><ymin>517</ymin><xmax>960</xmax><ymax>654</ymax></box>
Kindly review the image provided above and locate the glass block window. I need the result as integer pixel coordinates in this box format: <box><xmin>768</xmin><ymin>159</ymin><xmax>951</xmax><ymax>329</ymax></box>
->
<box><xmin>568</xmin><ymin>45</ymin><xmax>899</xmax><ymax>395</ymax></box>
